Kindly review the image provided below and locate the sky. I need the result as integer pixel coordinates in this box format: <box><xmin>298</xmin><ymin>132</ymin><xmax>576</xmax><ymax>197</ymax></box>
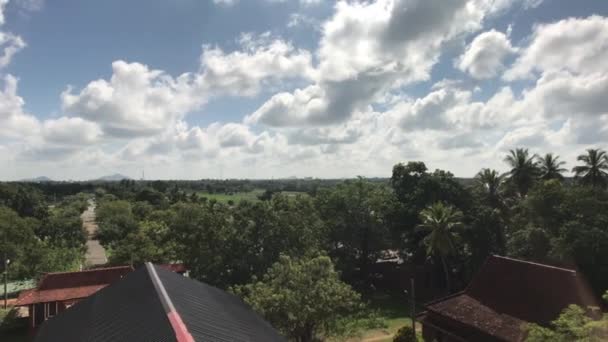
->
<box><xmin>0</xmin><ymin>0</ymin><xmax>607</xmax><ymax>180</ymax></box>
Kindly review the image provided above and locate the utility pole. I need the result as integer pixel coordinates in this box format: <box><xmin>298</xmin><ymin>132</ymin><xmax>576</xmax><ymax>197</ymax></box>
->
<box><xmin>3</xmin><ymin>254</ymin><xmax>8</xmax><ymax>309</ymax></box>
<box><xmin>410</xmin><ymin>277</ymin><xmax>416</xmax><ymax>335</ymax></box>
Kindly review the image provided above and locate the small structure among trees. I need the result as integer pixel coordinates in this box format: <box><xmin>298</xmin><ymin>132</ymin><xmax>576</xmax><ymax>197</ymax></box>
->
<box><xmin>14</xmin><ymin>266</ymin><xmax>132</xmax><ymax>329</ymax></box>
<box><xmin>419</xmin><ymin>255</ymin><xmax>599</xmax><ymax>341</ymax></box>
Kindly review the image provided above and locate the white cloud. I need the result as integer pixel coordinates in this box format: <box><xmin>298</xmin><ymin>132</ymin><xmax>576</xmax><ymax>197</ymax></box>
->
<box><xmin>213</xmin><ymin>0</ymin><xmax>238</xmax><ymax>6</ymax></box>
<box><xmin>14</xmin><ymin>0</ymin><xmax>44</xmax><ymax>12</ymax></box>
<box><xmin>457</xmin><ymin>29</ymin><xmax>516</xmax><ymax>79</ymax></box>
<box><xmin>201</xmin><ymin>33</ymin><xmax>314</xmax><ymax>97</ymax></box>
<box><xmin>0</xmin><ymin>0</ymin><xmax>9</xmax><ymax>26</ymax></box>
<box><xmin>0</xmin><ymin>32</ymin><xmax>25</xmax><ymax>69</ymax></box>
<box><xmin>505</xmin><ymin>15</ymin><xmax>608</xmax><ymax>80</ymax></box>
<box><xmin>0</xmin><ymin>75</ymin><xmax>40</xmax><ymax>139</ymax></box>
<box><xmin>61</xmin><ymin>61</ymin><xmax>206</xmax><ymax>138</ymax></box>
<box><xmin>247</xmin><ymin>0</ymin><xmax>527</xmax><ymax>127</ymax></box>
<box><xmin>300</xmin><ymin>0</ymin><xmax>322</xmax><ymax>6</ymax></box>
<box><xmin>42</xmin><ymin>117</ymin><xmax>102</xmax><ymax>145</ymax></box>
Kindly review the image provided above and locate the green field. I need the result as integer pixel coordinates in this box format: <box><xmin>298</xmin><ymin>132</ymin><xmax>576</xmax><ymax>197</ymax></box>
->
<box><xmin>331</xmin><ymin>292</ymin><xmax>421</xmax><ymax>342</ymax></box>
<box><xmin>196</xmin><ymin>189</ymin><xmax>265</xmax><ymax>203</ymax></box>
<box><xmin>195</xmin><ymin>190</ymin><xmax>307</xmax><ymax>203</ymax></box>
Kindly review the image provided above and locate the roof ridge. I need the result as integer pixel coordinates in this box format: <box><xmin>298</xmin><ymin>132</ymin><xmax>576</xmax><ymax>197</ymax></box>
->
<box><xmin>41</xmin><ymin>265</ymin><xmax>132</xmax><ymax>277</ymax></box>
<box><xmin>146</xmin><ymin>263</ymin><xmax>195</xmax><ymax>342</ymax></box>
<box><xmin>490</xmin><ymin>255</ymin><xmax>577</xmax><ymax>273</ymax></box>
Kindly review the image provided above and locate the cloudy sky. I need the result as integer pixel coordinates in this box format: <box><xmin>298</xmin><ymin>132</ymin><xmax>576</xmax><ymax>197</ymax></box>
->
<box><xmin>0</xmin><ymin>0</ymin><xmax>607</xmax><ymax>180</ymax></box>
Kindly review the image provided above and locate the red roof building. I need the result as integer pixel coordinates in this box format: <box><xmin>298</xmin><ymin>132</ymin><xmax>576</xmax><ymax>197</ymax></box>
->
<box><xmin>419</xmin><ymin>255</ymin><xmax>599</xmax><ymax>342</ymax></box>
<box><xmin>15</xmin><ymin>266</ymin><xmax>133</xmax><ymax>329</ymax></box>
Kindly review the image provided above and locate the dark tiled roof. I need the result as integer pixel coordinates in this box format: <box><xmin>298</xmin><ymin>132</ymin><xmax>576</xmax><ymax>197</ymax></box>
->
<box><xmin>35</xmin><ymin>263</ymin><xmax>285</xmax><ymax>342</ymax></box>
<box><xmin>426</xmin><ymin>294</ymin><xmax>527</xmax><ymax>341</ymax></box>
<box><xmin>466</xmin><ymin>255</ymin><xmax>598</xmax><ymax>325</ymax></box>
<box><xmin>15</xmin><ymin>266</ymin><xmax>133</xmax><ymax>306</ymax></box>
<box><xmin>422</xmin><ymin>255</ymin><xmax>599</xmax><ymax>341</ymax></box>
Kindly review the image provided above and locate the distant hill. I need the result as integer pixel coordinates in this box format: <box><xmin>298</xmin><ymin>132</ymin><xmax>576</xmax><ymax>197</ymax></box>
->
<box><xmin>20</xmin><ymin>176</ymin><xmax>53</xmax><ymax>182</ymax></box>
<box><xmin>94</xmin><ymin>173</ymin><xmax>131</xmax><ymax>181</ymax></box>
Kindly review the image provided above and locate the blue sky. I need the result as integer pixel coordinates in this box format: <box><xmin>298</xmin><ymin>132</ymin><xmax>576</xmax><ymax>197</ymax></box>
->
<box><xmin>0</xmin><ymin>0</ymin><xmax>607</xmax><ymax>180</ymax></box>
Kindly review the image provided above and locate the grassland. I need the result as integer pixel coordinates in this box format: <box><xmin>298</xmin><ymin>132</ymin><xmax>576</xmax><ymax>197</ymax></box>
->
<box><xmin>195</xmin><ymin>189</ymin><xmax>307</xmax><ymax>203</ymax></box>
<box><xmin>331</xmin><ymin>292</ymin><xmax>422</xmax><ymax>342</ymax></box>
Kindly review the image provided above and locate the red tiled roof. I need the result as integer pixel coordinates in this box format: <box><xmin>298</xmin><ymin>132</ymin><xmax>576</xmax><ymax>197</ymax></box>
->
<box><xmin>158</xmin><ymin>263</ymin><xmax>187</xmax><ymax>273</ymax></box>
<box><xmin>37</xmin><ymin>266</ymin><xmax>133</xmax><ymax>290</ymax></box>
<box><xmin>16</xmin><ymin>285</ymin><xmax>107</xmax><ymax>306</ymax></box>
<box><xmin>15</xmin><ymin>266</ymin><xmax>133</xmax><ymax>306</ymax></box>
<box><xmin>422</xmin><ymin>255</ymin><xmax>600</xmax><ymax>341</ymax></box>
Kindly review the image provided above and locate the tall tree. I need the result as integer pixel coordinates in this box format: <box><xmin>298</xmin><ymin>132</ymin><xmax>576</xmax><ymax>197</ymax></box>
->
<box><xmin>315</xmin><ymin>178</ymin><xmax>396</xmax><ymax>288</ymax></box>
<box><xmin>417</xmin><ymin>202</ymin><xmax>463</xmax><ymax>294</ymax></box>
<box><xmin>539</xmin><ymin>153</ymin><xmax>567</xmax><ymax>181</ymax></box>
<box><xmin>474</xmin><ymin>168</ymin><xmax>504</xmax><ymax>208</ymax></box>
<box><xmin>572</xmin><ymin>148</ymin><xmax>608</xmax><ymax>189</ymax></box>
<box><xmin>233</xmin><ymin>255</ymin><xmax>362</xmax><ymax>342</ymax></box>
<box><xmin>504</xmin><ymin>148</ymin><xmax>539</xmax><ymax>197</ymax></box>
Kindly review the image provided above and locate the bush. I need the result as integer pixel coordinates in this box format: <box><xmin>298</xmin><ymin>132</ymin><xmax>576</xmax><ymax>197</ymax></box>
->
<box><xmin>393</xmin><ymin>325</ymin><xmax>416</xmax><ymax>342</ymax></box>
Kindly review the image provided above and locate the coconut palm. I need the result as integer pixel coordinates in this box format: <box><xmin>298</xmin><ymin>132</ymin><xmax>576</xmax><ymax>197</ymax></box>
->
<box><xmin>504</xmin><ymin>148</ymin><xmax>539</xmax><ymax>197</ymax></box>
<box><xmin>475</xmin><ymin>168</ymin><xmax>504</xmax><ymax>208</ymax></box>
<box><xmin>572</xmin><ymin>148</ymin><xmax>608</xmax><ymax>189</ymax></box>
<box><xmin>417</xmin><ymin>202</ymin><xmax>463</xmax><ymax>294</ymax></box>
<box><xmin>538</xmin><ymin>153</ymin><xmax>567</xmax><ymax>181</ymax></box>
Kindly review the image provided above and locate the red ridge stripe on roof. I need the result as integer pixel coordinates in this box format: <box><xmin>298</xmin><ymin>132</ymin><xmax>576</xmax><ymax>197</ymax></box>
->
<box><xmin>146</xmin><ymin>263</ymin><xmax>196</xmax><ymax>342</ymax></box>
<box><xmin>168</xmin><ymin>311</ymin><xmax>195</xmax><ymax>342</ymax></box>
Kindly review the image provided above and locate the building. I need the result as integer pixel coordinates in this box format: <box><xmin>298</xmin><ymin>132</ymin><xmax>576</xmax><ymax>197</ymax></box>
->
<box><xmin>35</xmin><ymin>263</ymin><xmax>285</xmax><ymax>342</ymax></box>
<box><xmin>419</xmin><ymin>255</ymin><xmax>599</xmax><ymax>342</ymax></box>
<box><xmin>15</xmin><ymin>266</ymin><xmax>133</xmax><ymax>329</ymax></box>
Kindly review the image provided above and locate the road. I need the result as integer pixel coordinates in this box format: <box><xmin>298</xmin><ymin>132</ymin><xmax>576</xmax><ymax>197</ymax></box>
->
<box><xmin>81</xmin><ymin>200</ymin><xmax>107</xmax><ymax>266</ymax></box>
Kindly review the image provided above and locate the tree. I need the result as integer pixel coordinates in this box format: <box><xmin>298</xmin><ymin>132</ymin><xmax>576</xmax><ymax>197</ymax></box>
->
<box><xmin>96</xmin><ymin>200</ymin><xmax>138</xmax><ymax>247</ymax></box>
<box><xmin>175</xmin><ymin>195</ymin><xmax>325</xmax><ymax>288</ymax></box>
<box><xmin>315</xmin><ymin>179</ymin><xmax>396</xmax><ymax>288</ymax></box>
<box><xmin>109</xmin><ymin>221</ymin><xmax>177</xmax><ymax>266</ymax></box>
<box><xmin>526</xmin><ymin>303</ymin><xmax>608</xmax><ymax>341</ymax></box>
<box><xmin>504</xmin><ymin>148</ymin><xmax>539</xmax><ymax>197</ymax></box>
<box><xmin>417</xmin><ymin>202</ymin><xmax>463</xmax><ymax>293</ymax></box>
<box><xmin>474</xmin><ymin>168</ymin><xmax>504</xmax><ymax>208</ymax></box>
<box><xmin>390</xmin><ymin>162</ymin><xmax>471</xmax><ymax>264</ymax></box>
<box><xmin>539</xmin><ymin>153</ymin><xmax>567</xmax><ymax>181</ymax></box>
<box><xmin>572</xmin><ymin>148</ymin><xmax>608</xmax><ymax>189</ymax></box>
<box><xmin>233</xmin><ymin>255</ymin><xmax>362</xmax><ymax>342</ymax></box>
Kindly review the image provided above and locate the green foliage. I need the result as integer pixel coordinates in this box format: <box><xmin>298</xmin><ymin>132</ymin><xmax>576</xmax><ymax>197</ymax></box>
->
<box><xmin>504</xmin><ymin>148</ymin><xmax>540</xmax><ymax>197</ymax></box>
<box><xmin>233</xmin><ymin>255</ymin><xmax>362</xmax><ymax>342</ymax></box>
<box><xmin>176</xmin><ymin>195</ymin><xmax>325</xmax><ymax>288</ymax></box>
<box><xmin>0</xmin><ymin>183</ymin><xmax>48</xmax><ymax>219</ymax></box>
<box><xmin>417</xmin><ymin>202</ymin><xmax>462</xmax><ymax>293</ymax></box>
<box><xmin>526</xmin><ymin>305</ymin><xmax>608</xmax><ymax>342</ymax></box>
<box><xmin>96</xmin><ymin>200</ymin><xmax>138</xmax><ymax>247</ymax></box>
<box><xmin>315</xmin><ymin>178</ymin><xmax>397</xmax><ymax>287</ymax></box>
<box><xmin>572</xmin><ymin>148</ymin><xmax>608</xmax><ymax>189</ymax></box>
<box><xmin>0</xmin><ymin>206</ymin><xmax>83</xmax><ymax>280</ymax></box>
<box><xmin>539</xmin><ymin>153</ymin><xmax>567</xmax><ymax>181</ymax></box>
<box><xmin>393</xmin><ymin>326</ymin><xmax>416</xmax><ymax>342</ymax></box>
<box><xmin>109</xmin><ymin>221</ymin><xmax>177</xmax><ymax>266</ymax></box>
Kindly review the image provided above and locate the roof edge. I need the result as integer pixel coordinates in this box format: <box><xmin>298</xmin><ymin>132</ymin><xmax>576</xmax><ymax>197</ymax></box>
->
<box><xmin>489</xmin><ymin>255</ymin><xmax>577</xmax><ymax>274</ymax></box>
<box><xmin>146</xmin><ymin>263</ymin><xmax>195</xmax><ymax>342</ymax></box>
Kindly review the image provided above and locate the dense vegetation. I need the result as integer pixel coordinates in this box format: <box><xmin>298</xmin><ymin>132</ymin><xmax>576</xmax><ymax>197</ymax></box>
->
<box><xmin>1</xmin><ymin>147</ymin><xmax>608</xmax><ymax>341</ymax></box>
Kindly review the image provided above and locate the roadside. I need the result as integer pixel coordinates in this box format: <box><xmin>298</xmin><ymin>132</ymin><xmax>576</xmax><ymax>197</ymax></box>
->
<box><xmin>81</xmin><ymin>199</ymin><xmax>107</xmax><ymax>266</ymax></box>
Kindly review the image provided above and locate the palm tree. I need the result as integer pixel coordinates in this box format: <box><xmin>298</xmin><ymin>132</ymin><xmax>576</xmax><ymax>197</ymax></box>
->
<box><xmin>538</xmin><ymin>153</ymin><xmax>567</xmax><ymax>181</ymax></box>
<box><xmin>572</xmin><ymin>148</ymin><xmax>608</xmax><ymax>189</ymax></box>
<box><xmin>475</xmin><ymin>168</ymin><xmax>504</xmax><ymax>208</ymax></box>
<box><xmin>504</xmin><ymin>148</ymin><xmax>539</xmax><ymax>197</ymax></box>
<box><xmin>417</xmin><ymin>202</ymin><xmax>463</xmax><ymax>294</ymax></box>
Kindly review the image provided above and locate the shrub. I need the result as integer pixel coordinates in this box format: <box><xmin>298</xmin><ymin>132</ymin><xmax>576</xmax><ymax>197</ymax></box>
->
<box><xmin>393</xmin><ymin>325</ymin><xmax>416</xmax><ymax>342</ymax></box>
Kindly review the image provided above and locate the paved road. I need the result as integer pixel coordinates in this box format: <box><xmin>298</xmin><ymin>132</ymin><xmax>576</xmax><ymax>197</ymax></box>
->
<box><xmin>81</xmin><ymin>200</ymin><xmax>107</xmax><ymax>266</ymax></box>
